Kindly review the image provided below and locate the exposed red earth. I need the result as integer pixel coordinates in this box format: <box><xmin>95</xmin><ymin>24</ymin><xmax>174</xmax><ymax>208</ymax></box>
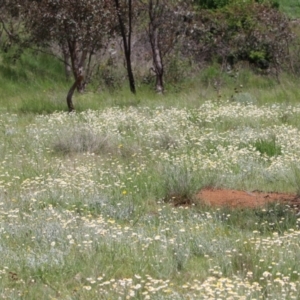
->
<box><xmin>197</xmin><ymin>188</ymin><xmax>300</xmax><ymax>209</ymax></box>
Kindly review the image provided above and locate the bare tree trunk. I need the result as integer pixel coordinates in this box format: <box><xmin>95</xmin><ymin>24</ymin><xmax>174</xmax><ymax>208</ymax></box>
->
<box><xmin>66</xmin><ymin>39</ymin><xmax>86</xmax><ymax>111</ymax></box>
<box><xmin>0</xmin><ymin>20</ymin><xmax>4</xmax><ymax>43</ymax></box>
<box><xmin>67</xmin><ymin>40</ymin><xmax>87</xmax><ymax>93</ymax></box>
<box><xmin>66</xmin><ymin>68</ymin><xmax>84</xmax><ymax>112</ymax></box>
<box><xmin>66</xmin><ymin>81</ymin><xmax>76</xmax><ymax>112</ymax></box>
<box><xmin>148</xmin><ymin>0</ymin><xmax>164</xmax><ymax>94</ymax></box>
<box><xmin>114</xmin><ymin>0</ymin><xmax>136</xmax><ymax>94</ymax></box>
<box><xmin>150</xmin><ymin>26</ymin><xmax>164</xmax><ymax>93</ymax></box>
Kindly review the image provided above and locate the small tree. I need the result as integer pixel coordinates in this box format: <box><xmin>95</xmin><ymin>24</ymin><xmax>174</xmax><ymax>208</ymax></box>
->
<box><xmin>14</xmin><ymin>0</ymin><xmax>114</xmax><ymax>111</ymax></box>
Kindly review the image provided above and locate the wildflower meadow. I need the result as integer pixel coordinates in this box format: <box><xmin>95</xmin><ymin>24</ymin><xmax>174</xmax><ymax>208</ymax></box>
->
<box><xmin>1</xmin><ymin>99</ymin><xmax>300</xmax><ymax>299</ymax></box>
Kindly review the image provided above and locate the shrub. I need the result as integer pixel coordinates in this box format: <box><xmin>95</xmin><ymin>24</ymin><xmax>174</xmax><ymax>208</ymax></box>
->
<box><xmin>185</xmin><ymin>1</ymin><xmax>291</xmax><ymax>75</ymax></box>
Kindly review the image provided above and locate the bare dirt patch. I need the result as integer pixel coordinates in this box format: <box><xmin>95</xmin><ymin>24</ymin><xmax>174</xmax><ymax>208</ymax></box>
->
<box><xmin>197</xmin><ymin>188</ymin><xmax>300</xmax><ymax>209</ymax></box>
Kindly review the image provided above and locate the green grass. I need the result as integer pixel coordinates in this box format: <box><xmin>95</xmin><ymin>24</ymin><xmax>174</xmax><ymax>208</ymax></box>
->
<box><xmin>279</xmin><ymin>0</ymin><xmax>300</xmax><ymax>18</ymax></box>
<box><xmin>3</xmin><ymin>49</ymin><xmax>300</xmax><ymax>115</ymax></box>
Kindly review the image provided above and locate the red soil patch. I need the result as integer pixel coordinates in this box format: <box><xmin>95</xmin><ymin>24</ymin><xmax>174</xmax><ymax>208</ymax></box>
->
<box><xmin>197</xmin><ymin>188</ymin><xmax>300</xmax><ymax>209</ymax></box>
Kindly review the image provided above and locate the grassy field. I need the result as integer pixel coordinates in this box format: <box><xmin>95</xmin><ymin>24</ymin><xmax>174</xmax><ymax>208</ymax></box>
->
<box><xmin>2</xmin><ymin>43</ymin><xmax>300</xmax><ymax>299</ymax></box>
<box><xmin>2</xmin><ymin>53</ymin><xmax>300</xmax><ymax>299</ymax></box>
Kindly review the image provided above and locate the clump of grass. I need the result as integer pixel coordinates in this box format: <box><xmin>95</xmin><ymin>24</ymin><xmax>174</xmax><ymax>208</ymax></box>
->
<box><xmin>53</xmin><ymin>128</ymin><xmax>113</xmax><ymax>154</ymax></box>
<box><xmin>289</xmin><ymin>165</ymin><xmax>300</xmax><ymax>196</ymax></box>
<box><xmin>53</xmin><ymin>126</ymin><xmax>140</xmax><ymax>158</ymax></box>
<box><xmin>161</xmin><ymin>164</ymin><xmax>200</xmax><ymax>206</ymax></box>
<box><xmin>152</xmin><ymin>132</ymin><xmax>178</xmax><ymax>150</ymax></box>
<box><xmin>232</xmin><ymin>92</ymin><xmax>257</xmax><ymax>105</ymax></box>
<box><xmin>252</xmin><ymin>135</ymin><xmax>282</xmax><ymax>157</ymax></box>
<box><xmin>219</xmin><ymin>202</ymin><xmax>298</xmax><ymax>234</ymax></box>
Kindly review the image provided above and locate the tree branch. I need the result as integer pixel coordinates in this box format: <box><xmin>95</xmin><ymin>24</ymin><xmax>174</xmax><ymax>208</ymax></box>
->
<box><xmin>29</xmin><ymin>46</ymin><xmax>71</xmax><ymax>67</ymax></box>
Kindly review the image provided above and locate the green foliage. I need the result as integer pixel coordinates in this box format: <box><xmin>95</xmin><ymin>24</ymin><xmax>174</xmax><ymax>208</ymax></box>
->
<box><xmin>194</xmin><ymin>0</ymin><xmax>230</xmax><ymax>9</ymax></box>
<box><xmin>221</xmin><ymin>1</ymin><xmax>288</xmax><ymax>69</ymax></box>
<box><xmin>249</xmin><ymin>50</ymin><xmax>267</xmax><ymax>63</ymax></box>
